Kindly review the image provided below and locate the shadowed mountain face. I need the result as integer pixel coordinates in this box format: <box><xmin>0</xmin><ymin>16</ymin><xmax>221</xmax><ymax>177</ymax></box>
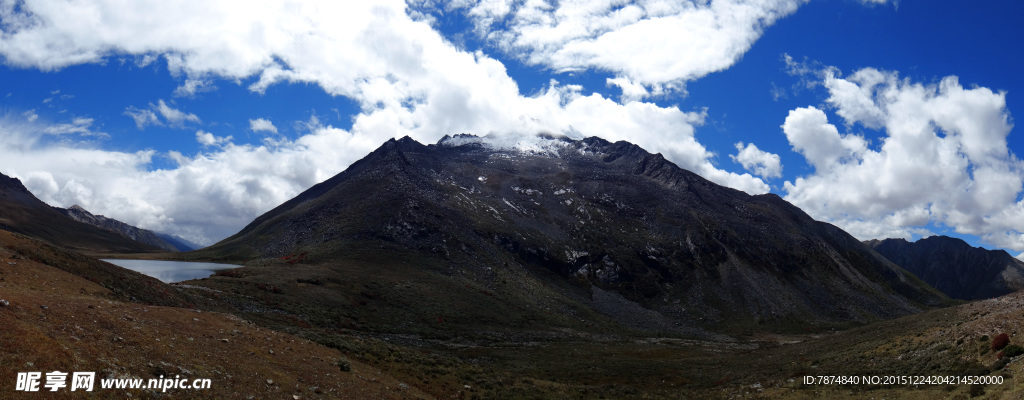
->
<box><xmin>195</xmin><ymin>134</ymin><xmax>946</xmax><ymax>334</ymax></box>
<box><xmin>866</xmin><ymin>236</ymin><xmax>1024</xmax><ymax>300</ymax></box>
<box><xmin>57</xmin><ymin>205</ymin><xmax>185</xmax><ymax>252</ymax></box>
<box><xmin>0</xmin><ymin>172</ymin><xmax>161</xmax><ymax>254</ymax></box>
<box><xmin>156</xmin><ymin>233</ymin><xmax>202</xmax><ymax>251</ymax></box>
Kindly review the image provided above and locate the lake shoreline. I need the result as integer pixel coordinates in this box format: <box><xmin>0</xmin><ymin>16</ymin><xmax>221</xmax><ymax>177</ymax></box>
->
<box><xmin>101</xmin><ymin>259</ymin><xmax>239</xmax><ymax>283</ymax></box>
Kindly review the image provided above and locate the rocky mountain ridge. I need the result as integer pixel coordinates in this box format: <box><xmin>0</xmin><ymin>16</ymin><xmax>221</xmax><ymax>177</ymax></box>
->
<box><xmin>57</xmin><ymin>205</ymin><xmax>187</xmax><ymax>252</ymax></box>
<box><xmin>0</xmin><ymin>172</ymin><xmax>162</xmax><ymax>254</ymax></box>
<box><xmin>867</xmin><ymin>235</ymin><xmax>1024</xmax><ymax>300</ymax></box>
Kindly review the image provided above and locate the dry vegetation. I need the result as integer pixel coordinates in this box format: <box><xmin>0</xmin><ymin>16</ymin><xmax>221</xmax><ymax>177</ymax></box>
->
<box><xmin>9</xmin><ymin>225</ymin><xmax>1024</xmax><ymax>399</ymax></box>
<box><xmin>0</xmin><ymin>230</ymin><xmax>427</xmax><ymax>399</ymax></box>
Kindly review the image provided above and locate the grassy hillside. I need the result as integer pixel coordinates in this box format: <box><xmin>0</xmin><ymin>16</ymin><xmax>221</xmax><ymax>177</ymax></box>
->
<box><xmin>0</xmin><ymin>230</ymin><xmax>427</xmax><ymax>399</ymax></box>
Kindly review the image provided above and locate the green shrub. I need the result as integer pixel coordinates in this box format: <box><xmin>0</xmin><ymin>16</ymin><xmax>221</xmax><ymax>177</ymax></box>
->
<box><xmin>1004</xmin><ymin>344</ymin><xmax>1024</xmax><ymax>358</ymax></box>
<box><xmin>337</xmin><ymin>357</ymin><xmax>352</xmax><ymax>372</ymax></box>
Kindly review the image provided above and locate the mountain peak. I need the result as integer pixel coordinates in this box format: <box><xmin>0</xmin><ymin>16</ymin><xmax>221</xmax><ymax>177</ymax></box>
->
<box><xmin>199</xmin><ymin>135</ymin><xmax>946</xmax><ymax>334</ymax></box>
<box><xmin>0</xmin><ymin>172</ymin><xmax>29</xmax><ymax>193</ymax></box>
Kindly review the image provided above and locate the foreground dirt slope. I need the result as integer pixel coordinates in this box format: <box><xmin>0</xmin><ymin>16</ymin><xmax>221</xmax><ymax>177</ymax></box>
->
<box><xmin>0</xmin><ymin>230</ymin><xmax>429</xmax><ymax>399</ymax></box>
<box><xmin>722</xmin><ymin>291</ymin><xmax>1024</xmax><ymax>399</ymax></box>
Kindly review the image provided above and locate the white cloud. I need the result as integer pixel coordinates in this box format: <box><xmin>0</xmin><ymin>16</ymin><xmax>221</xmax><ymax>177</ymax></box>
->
<box><xmin>124</xmin><ymin>107</ymin><xmax>159</xmax><ymax>129</ymax></box>
<box><xmin>22</xmin><ymin>109</ymin><xmax>38</xmax><ymax>122</ymax></box>
<box><xmin>173</xmin><ymin>78</ymin><xmax>216</xmax><ymax>97</ymax></box>
<box><xmin>124</xmin><ymin>99</ymin><xmax>199</xmax><ymax>129</ymax></box>
<box><xmin>154</xmin><ymin>100</ymin><xmax>200</xmax><ymax>126</ymax></box>
<box><xmin>606</xmin><ymin>77</ymin><xmax>649</xmax><ymax>103</ymax></box>
<box><xmin>781</xmin><ymin>106</ymin><xmax>866</xmax><ymax>171</ymax></box>
<box><xmin>783</xmin><ymin>67</ymin><xmax>1024</xmax><ymax>250</ymax></box>
<box><xmin>447</xmin><ymin>0</ymin><xmax>805</xmax><ymax>99</ymax></box>
<box><xmin>42</xmin><ymin>117</ymin><xmax>108</xmax><ymax>138</ymax></box>
<box><xmin>0</xmin><ymin>0</ymin><xmax>776</xmax><ymax>244</ymax></box>
<box><xmin>823</xmin><ymin>68</ymin><xmax>889</xmax><ymax>129</ymax></box>
<box><xmin>195</xmin><ymin>130</ymin><xmax>232</xmax><ymax>147</ymax></box>
<box><xmin>0</xmin><ymin>114</ymin><xmax>377</xmax><ymax>245</ymax></box>
<box><xmin>249</xmin><ymin>118</ymin><xmax>278</xmax><ymax>134</ymax></box>
<box><xmin>731</xmin><ymin>142</ymin><xmax>782</xmax><ymax>178</ymax></box>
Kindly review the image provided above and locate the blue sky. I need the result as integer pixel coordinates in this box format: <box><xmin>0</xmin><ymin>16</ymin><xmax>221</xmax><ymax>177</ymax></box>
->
<box><xmin>1</xmin><ymin>0</ymin><xmax>1023</xmax><ymax>253</ymax></box>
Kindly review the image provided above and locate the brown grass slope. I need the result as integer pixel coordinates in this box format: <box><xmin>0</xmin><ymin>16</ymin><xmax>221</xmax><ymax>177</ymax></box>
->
<box><xmin>0</xmin><ymin>229</ymin><xmax>429</xmax><ymax>399</ymax></box>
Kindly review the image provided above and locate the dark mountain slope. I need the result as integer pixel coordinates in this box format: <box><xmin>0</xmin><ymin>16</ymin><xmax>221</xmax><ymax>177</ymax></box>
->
<box><xmin>57</xmin><ymin>204</ymin><xmax>183</xmax><ymax>251</ymax></box>
<box><xmin>192</xmin><ymin>134</ymin><xmax>946</xmax><ymax>335</ymax></box>
<box><xmin>0</xmin><ymin>172</ymin><xmax>161</xmax><ymax>254</ymax></box>
<box><xmin>866</xmin><ymin>235</ymin><xmax>1024</xmax><ymax>300</ymax></box>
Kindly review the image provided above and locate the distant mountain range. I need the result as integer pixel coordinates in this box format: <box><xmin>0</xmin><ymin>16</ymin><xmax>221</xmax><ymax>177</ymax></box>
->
<box><xmin>156</xmin><ymin>233</ymin><xmax>202</xmax><ymax>251</ymax></box>
<box><xmin>0</xmin><ymin>172</ymin><xmax>161</xmax><ymax>253</ymax></box>
<box><xmin>191</xmin><ymin>134</ymin><xmax>947</xmax><ymax>335</ymax></box>
<box><xmin>866</xmin><ymin>236</ymin><xmax>1024</xmax><ymax>300</ymax></box>
<box><xmin>57</xmin><ymin>205</ymin><xmax>194</xmax><ymax>252</ymax></box>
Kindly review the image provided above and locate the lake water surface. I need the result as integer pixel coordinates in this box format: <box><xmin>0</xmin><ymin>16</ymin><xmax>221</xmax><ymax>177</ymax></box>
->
<box><xmin>101</xmin><ymin>259</ymin><xmax>239</xmax><ymax>283</ymax></box>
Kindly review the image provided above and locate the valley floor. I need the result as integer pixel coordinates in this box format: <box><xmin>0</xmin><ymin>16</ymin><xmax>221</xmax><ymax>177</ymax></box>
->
<box><xmin>5</xmin><ymin>229</ymin><xmax>1024</xmax><ymax>399</ymax></box>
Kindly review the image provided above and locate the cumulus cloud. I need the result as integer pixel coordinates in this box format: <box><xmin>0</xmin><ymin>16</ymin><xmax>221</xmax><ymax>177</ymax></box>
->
<box><xmin>154</xmin><ymin>100</ymin><xmax>200</xmax><ymax>126</ymax></box>
<box><xmin>249</xmin><ymin>118</ymin><xmax>278</xmax><ymax>134</ymax></box>
<box><xmin>443</xmin><ymin>0</ymin><xmax>805</xmax><ymax>99</ymax></box>
<box><xmin>782</xmin><ymin>106</ymin><xmax>867</xmax><ymax>171</ymax></box>
<box><xmin>0</xmin><ymin>114</ymin><xmax>378</xmax><ymax>245</ymax></box>
<box><xmin>731</xmin><ymin>142</ymin><xmax>782</xmax><ymax>178</ymax></box>
<box><xmin>823</xmin><ymin>68</ymin><xmax>889</xmax><ymax>129</ymax></box>
<box><xmin>782</xmin><ymin>67</ymin><xmax>1024</xmax><ymax>250</ymax></box>
<box><xmin>0</xmin><ymin>0</ymin><xmax>775</xmax><ymax>243</ymax></box>
<box><xmin>195</xmin><ymin>130</ymin><xmax>232</xmax><ymax>147</ymax></box>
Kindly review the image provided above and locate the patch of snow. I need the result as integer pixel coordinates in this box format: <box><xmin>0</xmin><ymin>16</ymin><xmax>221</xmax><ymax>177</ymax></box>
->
<box><xmin>512</xmin><ymin>186</ymin><xmax>542</xmax><ymax>196</ymax></box>
<box><xmin>485</xmin><ymin>205</ymin><xmax>504</xmax><ymax>221</ymax></box>
<box><xmin>438</xmin><ymin>133</ymin><xmax>573</xmax><ymax>157</ymax></box>
<box><xmin>502</xmin><ymin>198</ymin><xmax>524</xmax><ymax>214</ymax></box>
